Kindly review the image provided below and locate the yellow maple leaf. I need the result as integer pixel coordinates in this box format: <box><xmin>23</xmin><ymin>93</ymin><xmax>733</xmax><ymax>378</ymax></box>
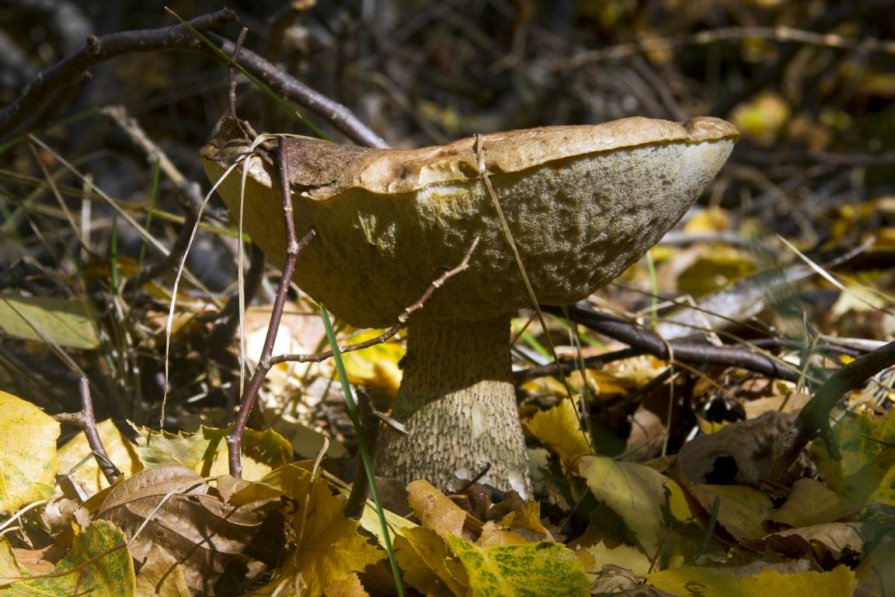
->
<box><xmin>524</xmin><ymin>399</ymin><xmax>591</xmax><ymax>471</ymax></box>
<box><xmin>253</xmin><ymin>465</ymin><xmax>383</xmax><ymax>595</ymax></box>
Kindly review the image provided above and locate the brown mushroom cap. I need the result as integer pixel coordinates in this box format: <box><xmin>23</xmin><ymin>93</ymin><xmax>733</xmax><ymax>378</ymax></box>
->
<box><xmin>202</xmin><ymin>117</ymin><xmax>737</xmax><ymax>328</ymax></box>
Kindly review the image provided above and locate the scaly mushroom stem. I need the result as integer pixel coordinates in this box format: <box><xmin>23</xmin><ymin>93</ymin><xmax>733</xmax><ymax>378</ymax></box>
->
<box><xmin>373</xmin><ymin>315</ymin><xmax>532</xmax><ymax>497</ymax></box>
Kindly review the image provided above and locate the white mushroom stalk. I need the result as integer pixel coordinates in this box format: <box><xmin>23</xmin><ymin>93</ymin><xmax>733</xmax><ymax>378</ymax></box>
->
<box><xmin>202</xmin><ymin>116</ymin><xmax>738</xmax><ymax>496</ymax></box>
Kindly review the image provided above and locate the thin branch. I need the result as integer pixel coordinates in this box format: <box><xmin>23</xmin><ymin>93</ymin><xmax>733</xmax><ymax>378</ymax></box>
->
<box><xmin>0</xmin><ymin>10</ymin><xmax>237</xmax><ymax>137</ymax></box>
<box><xmin>771</xmin><ymin>340</ymin><xmax>895</xmax><ymax>479</ymax></box>
<box><xmin>227</xmin><ymin>138</ymin><xmax>313</xmax><ymax>478</ymax></box>
<box><xmin>570</xmin><ymin>24</ymin><xmax>895</xmax><ymax>68</ymax></box>
<box><xmin>551</xmin><ymin>304</ymin><xmax>804</xmax><ymax>383</ymax></box>
<box><xmin>0</xmin><ymin>8</ymin><xmax>388</xmax><ymax>149</ymax></box>
<box><xmin>53</xmin><ymin>377</ymin><xmax>121</xmax><ymax>485</ymax></box>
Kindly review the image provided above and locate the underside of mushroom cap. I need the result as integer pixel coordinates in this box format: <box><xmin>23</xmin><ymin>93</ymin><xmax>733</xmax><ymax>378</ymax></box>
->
<box><xmin>202</xmin><ymin>117</ymin><xmax>737</xmax><ymax>328</ymax></box>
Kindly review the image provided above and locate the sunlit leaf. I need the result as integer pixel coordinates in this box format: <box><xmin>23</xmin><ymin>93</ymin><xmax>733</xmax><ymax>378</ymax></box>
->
<box><xmin>337</xmin><ymin>329</ymin><xmax>404</xmax><ymax>397</ymax></box>
<box><xmin>525</xmin><ymin>400</ymin><xmax>591</xmax><ymax>471</ymax></box>
<box><xmin>394</xmin><ymin>526</ymin><xmax>467</xmax><ymax>597</ymax></box>
<box><xmin>444</xmin><ymin>534</ymin><xmax>590</xmax><ymax>596</ymax></box>
<box><xmin>2</xmin><ymin>520</ymin><xmax>135</xmax><ymax>596</ymax></box>
<box><xmin>579</xmin><ymin>539</ymin><xmax>652</xmax><ymax>577</ymax></box>
<box><xmin>131</xmin><ymin>424</ymin><xmax>292</xmax><ymax>481</ymax></box>
<box><xmin>648</xmin><ymin>563</ymin><xmax>855</xmax><ymax>596</ymax></box>
<box><xmin>730</xmin><ymin>91</ymin><xmax>790</xmax><ymax>146</ymax></box>
<box><xmin>252</xmin><ymin>464</ymin><xmax>383</xmax><ymax>595</ymax></box>
<box><xmin>0</xmin><ymin>539</ymin><xmax>21</xmax><ymax>588</ymax></box>
<box><xmin>0</xmin><ymin>391</ymin><xmax>59</xmax><ymax>514</ymax></box>
<box><xmin>0</xmin><ymin>295</ymin><xmax>100</xmax><ymax>349</ymax></box>
<box><xmin>407</xmin><ymin>480</ymin><xmax>470</xmax><ymax>539</ymax></box>
<box><xmin>578</xmin><ymin>455</ymin><xmax>669</xmax><ymax>553</ymax></box>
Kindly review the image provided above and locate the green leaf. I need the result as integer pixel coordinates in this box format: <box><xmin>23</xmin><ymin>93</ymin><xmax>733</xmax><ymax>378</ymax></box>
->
<box><xmin>444</xmin><ymin>534</ymin><xmax>589</xmax><ymax>597</ymax></box>
<box><xmin>131</xmin><ymin>425</ymin><xmax>292</xmax><ymax>481</ymax></box>
<box><xmin>0</xmin><ymin>295</ymin><xmax>100</xmax><ymax>350</ymax></box>
<box><xmin>0</xmin><ymin>391</ymin><xmax>59</xmax><ymax>514</ymax></box>
<box><xmin>813</xmin><ymin>409</ymin><xmax>895</xmax><ymax>506</ymax></box>
<box><xmin>577</xmin><ymin>454</ymin><xmax>669</xmax><ymax>553</ymax></box>
<box><xmin>2</xmin><ymin>520</ymin><xmax>135</xmax><ymax>596</ymax></box>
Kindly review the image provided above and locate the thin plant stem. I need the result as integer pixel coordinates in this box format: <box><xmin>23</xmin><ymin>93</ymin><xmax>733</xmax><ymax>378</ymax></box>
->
<box><xmin>319</xmin><ymin>305</ymin><xmax>404</xmax><ymax>597</ymax></box>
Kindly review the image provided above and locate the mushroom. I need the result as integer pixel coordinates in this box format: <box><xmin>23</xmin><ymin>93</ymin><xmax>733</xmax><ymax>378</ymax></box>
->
<box><xmin>201</xmin><ymin>116</ymin><xmax>738</xmax><ymax>497</ymax></box>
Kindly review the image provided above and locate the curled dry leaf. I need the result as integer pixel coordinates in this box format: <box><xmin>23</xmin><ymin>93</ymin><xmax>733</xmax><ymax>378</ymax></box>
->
<box><xmin>96</xmin><ymin>464</ymin><xmax>279</xmax><ymax>594</ymax></box>
<box><xmin>407</xmin><ymin>480</ymin><xmax>480</xmax><ymax>540</ymax></box>
<box><xmin>676</xmin><ymin>411</ymin><xmax>813</xmax><ymax>488</ymax></box>
<box><xmin>761</xmin><ymin>523</ymin><xmax>864</xmax><ymax>567</ymax></box>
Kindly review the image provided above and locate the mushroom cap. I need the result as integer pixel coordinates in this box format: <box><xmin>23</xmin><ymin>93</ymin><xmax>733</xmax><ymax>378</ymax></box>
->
<box><xmin>202</xmin><ymin>117</ymin><xmax>737</xmax><ymax>328</ymax></box>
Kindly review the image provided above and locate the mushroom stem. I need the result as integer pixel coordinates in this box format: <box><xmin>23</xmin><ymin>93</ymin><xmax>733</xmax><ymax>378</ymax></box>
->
<box><xmin>374</xmin><ymin>315</ymin><xmax>532</xmax><ymax>497</ymax></box>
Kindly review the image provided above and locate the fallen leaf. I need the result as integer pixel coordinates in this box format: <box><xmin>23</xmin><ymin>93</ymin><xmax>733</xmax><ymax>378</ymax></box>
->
<box><xmin>0</xmin><ymin>390</ymin><xmax>59</xmax><ymax>514</ymax></box>
<box><xmin>324</xmin><ymin>571</ymin><xmax>370</xmax><ymax>596</ymax></box>
<box><xmin>579</xmin><ymin>539</ymin><xmax>653</xmax><ymax>577</ymax></box>
<box><xmin>394</xmin><ymin>526</ymin><xmax>468</xmax><ymax>597</ymax></box>
<box><xmin>131</xmin><ymin>424</ymin><xmax>292</xmax><ymax>481</ymax></box>
<box><xmin>685</xmin><ymin>484</ymin><xmax>773</xmax><ymax>543</ymax></box>
<box><xmin>253</xmin><ymin>464</ymin><xmax>383</xmax><ymax>595</ymax></box>
<box><xmin>445</xmin><ymin>534</ymin><xmax>590</xmax><ymax>596</ymax></box>
<box><xmin>0</xmin><ymin>295</ymin><xmax>100</xmax><ymax>349</ymax></box>
<box><xmin>769</xmin><ymin>478</ymin><xmax>861</xmax><ymax>528</ymax></box>
<box><xmin>677</xmin><ymin>411</ymin><xmax>810</xmax><ymax>487</ymax></box>
<box><xmin>407</xmin><ymin>480</ymin><xmax>474</xmax><ymax>540</ymax></box>
<box><xmin>0</xmin><ymin>538</ymin><xmax>22</xmax><ymax>588</ymax></box>
<box><xmin>56</xmin><ymin>418</ymin><xmax>143</xmax><ymax>496</ymax></box>
<box><xmin>337</xmin><ymin>329</ymin><xmax>404</xmax><ymax>397</ymax></box>
<box><xmin>134</xmin><ymin>544</ymin><xmax>191</xmax><ymax>596</ymax></box>
<box><xmin>578</xmin><ymin>454</ymin><xmax>670</xmax><ymax>554</ymax></box>
<box><xmin>96</xmin><ymin>464</ymin><xmax>277</xmax><ymax>594</ymax></box>
<box><xmin>762</xmin><ymin>522</ymin><xmax>863</xmax><ymax>565</ymax></box>
<box><xmin>2</xmin><ymin>520</ymin><xmax>135</xmax><ymax>596</ymax></box>
<box><xmin>524</xmin><ymin>399</ymin><xmax>591</xmax><ymax>471</ymax></box>
<box><xmin>648</xmin><ymin>563</ymin><xmax>855</xmax><ymax>596</ymax></box>
<box><xmin>813</xmin><ymin>409</ymin><xmax>895</xmax><ymax>507</ymax></box>
<box><xmin>496</xmin><ymin>501</ymin><xmax>553</xmax><ymax>542</ymax></box>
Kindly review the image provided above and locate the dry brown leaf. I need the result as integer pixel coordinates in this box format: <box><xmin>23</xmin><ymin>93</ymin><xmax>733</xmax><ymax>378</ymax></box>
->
<box><xmin>407</xmin><ymin>480</ymin><xmax>477</xmax><ymax>540</ymax></box>
<box><xmin>677</xmin><ymin>411</ymin><xmax>812</xmax><ymax>487</ymax></box>
<box><xmin>769</xmin><ymin>478</ymin><xmax>861</xmax><ymax>528</ymax></box>
<box><xmin>762</xmin><ymin>523</ymin><xmax>864</xmax><ymax>566</ymax></box>
<box><xmin>96</xmin><ymin>464</ymin><xmax>278</xmax><ymax>594</ymax></box>
<box><xmin>134</xmin><ymin>544</ymin><xmax>191</xmax><ymax>596</ymax></box>
<box><xmin>685</xmin><ymin>484</ymin><xmax>773</xmax><ymax>543</ymax></box>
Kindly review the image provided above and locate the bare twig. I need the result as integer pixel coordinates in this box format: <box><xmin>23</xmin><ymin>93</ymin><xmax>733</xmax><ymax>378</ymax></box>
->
<box><xmin>53</xmin><ymin>377</ymin><xmax>121</xmax><ymax>485</ymax></box>
<box><xmin>0</xmin><ymin>8</ymin><xmax>388</xmax><ymax>149</ymax></box>
<box><xmin>0</xmin><ymin>10</ymin><xmax>237</xmax><ymax>137</ymax></box>
<box><xmin>228</xmin><ymin>27</ymin><xmax>249</xmax><ymax>118</ymax></box>
<box><xmin>227</xmin><ymin>138</ymin><xmax>314</xmax><ymax>478</ymax></box>
<box><xmin>570</xmin><ymin>24</ymin><xmax>895</xmax><ymax>68</ymax></box>
<box><xmin>771</xmin><ymin>340</ymin><xmax>895</xmax><ymax>479</ymax></box>
<box><xmin>551</xmin><ymin>304</ymin><xmax>804</xmax><ymax>383</ymax></box>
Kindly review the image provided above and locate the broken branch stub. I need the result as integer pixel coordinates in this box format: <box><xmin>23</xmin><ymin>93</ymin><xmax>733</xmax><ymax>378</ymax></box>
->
<box><xmin>202</xmin><ymin>116</ymin><xmax>737</xmax><ymax>495</ymax></box>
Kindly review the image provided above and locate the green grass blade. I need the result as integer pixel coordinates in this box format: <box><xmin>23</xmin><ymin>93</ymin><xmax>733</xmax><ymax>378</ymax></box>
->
<box><xmin>319</xmin><ymin>304</ymin><xmax>404</xmax><ymax>597</ymax></box>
